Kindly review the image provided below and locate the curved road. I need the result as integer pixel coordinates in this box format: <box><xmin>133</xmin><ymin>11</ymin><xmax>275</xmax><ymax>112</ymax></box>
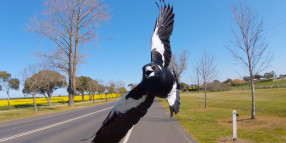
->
<box><xmin>0</xmin><ymin>100</ymin><xmax>196</xmax><ymax>143</ymax></box>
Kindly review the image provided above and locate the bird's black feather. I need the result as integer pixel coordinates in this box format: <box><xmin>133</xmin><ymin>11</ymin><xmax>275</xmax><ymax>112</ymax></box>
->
<box><xmin>91</xmin><ymin>84</ymin><xmax>155</xmax><ymax>143</ymax></box>
<box><xmin>151</xmin><ymin>4</ymin><xmax>175</xmax><ymax>67</ymax></box>
<box><xmin>167</xmin><ymin>70</ymin><xmax>180</xmax><ymax>118</ymax></box>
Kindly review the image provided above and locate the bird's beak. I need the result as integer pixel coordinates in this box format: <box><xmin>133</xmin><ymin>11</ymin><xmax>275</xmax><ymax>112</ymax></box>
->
<box><xmin>145</xmin><ymin>66</ymin><xmax>154</xmax><ymax>78</ymax></box>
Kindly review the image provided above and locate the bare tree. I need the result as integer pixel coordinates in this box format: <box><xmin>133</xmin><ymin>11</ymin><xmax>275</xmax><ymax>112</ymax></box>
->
<box><xmin>169</xmin><ymin>50</ymin><xmax>189</xmax><ymax>81</ymax></box>
<box><xmin>197</xmin><ymin>51</ymin><xmax>217</xmax><ymax>108</ymax></box>
<box><xmin>196</xmin><ymin>68</ymin><xmax>200</xmax><ymax>93</ymax></box>
<box><xmin>114</xmin><ymin>80</ymin><xmax>126</xmax><ymax>96</ymax></box>
<box><xmin>228</xmin><ymin>5</ymin><xmax>273</xmax><ymax>119</ymax></box>
<box><xmin>28</xmin><ymin>0</ymin><xmax>109</xmax><ymax>107</ymax></box>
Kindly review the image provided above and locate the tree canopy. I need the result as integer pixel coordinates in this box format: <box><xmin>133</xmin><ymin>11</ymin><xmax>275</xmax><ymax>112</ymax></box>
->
<box><xmin>23</xmin><ymin>70</ymin><xmax>66</xmax><ymax>95</ymax></box>
<box><xmin>0</xmin><ymin>71</ymin><xmax>11</xmax><ymax>82</ymax></box>
<box><xmin>76</xmin><ymin>76</ymin><xmax>93</xmax><ymax>95</ymax></box>
<box><xmin>8</xmin><ymin>78</ymin><xmax>20</xmax><ymax>90</ymax></box>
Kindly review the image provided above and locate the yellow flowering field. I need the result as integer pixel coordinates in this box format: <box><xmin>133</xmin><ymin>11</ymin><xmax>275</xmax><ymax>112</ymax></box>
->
<box><xmin>0</xmin><ymin>93</ymin><xmax>121</xmax><ymax>107</ymax></box>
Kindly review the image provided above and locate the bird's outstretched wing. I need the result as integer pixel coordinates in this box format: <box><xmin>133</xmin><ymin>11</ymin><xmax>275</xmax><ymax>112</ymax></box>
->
<box><xmin>92</xmin><ymin>83</ymin><xmax>155</xmax><ymax>143</ymax></box>
<box><xmin>151</xmin><ymin>3</ymin><xmax>175</xmax><ymax>67</ymax></box>
<box><xmin>167</xmin><ymin>71</ymin><xmax>180</xmax><ymax>118</ymax></box>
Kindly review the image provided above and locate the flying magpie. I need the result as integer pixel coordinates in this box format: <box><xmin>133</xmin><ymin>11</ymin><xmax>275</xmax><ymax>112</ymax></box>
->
<box><xmin>91</xmin><ymin>2</ymin><xmax>180</xmax><ymax>143</ymax></box>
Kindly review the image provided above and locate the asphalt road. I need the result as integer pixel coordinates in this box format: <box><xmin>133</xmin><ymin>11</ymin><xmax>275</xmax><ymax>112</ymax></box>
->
<box><xmin>0</xmin><ymin>100</ymin><xmax>196</xmax><ymax>143</ymax></box>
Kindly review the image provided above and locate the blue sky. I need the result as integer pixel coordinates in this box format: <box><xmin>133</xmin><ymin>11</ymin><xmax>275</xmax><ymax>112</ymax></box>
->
<box><xmin>0</xmin><ymin>0</ymin><xmax>286</xmax><ymax>98</ymax></box>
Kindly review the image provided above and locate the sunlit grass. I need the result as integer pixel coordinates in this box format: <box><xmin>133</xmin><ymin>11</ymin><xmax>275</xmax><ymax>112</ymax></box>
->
<box><xmin>159</xmin><ymin>88</ymin><xmax>286</xmax><ymax>143</ymax></box>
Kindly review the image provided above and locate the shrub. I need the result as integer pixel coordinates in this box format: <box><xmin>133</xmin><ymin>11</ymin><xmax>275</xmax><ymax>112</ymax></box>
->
<box><xmin>206</xmin><ymin>81</ymin><xmax>231</xmax><ymax>92</ymax></box>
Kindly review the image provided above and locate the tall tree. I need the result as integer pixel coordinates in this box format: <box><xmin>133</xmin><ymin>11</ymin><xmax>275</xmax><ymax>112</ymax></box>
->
<box><xmin>228</xmin><ymin>5</ymin><xmax>273</xmax><ymax>119</ymax></box>
<box><xmin>37</xmin><ymin>70</ymin><xmax>67</xmax><ymax>106</ymax></box>
<box><xmin>23</xmin><ymin>74</ymin><xmax>42</xmax><ymax>112</ymax></box>
<box><xmin>114</xmin><ymin>80</ymin><xmax>126</xmax><ymax>96</ymax></box>
<box><xmin>86</xmin><ymin>79</ymin><xmax>99</xmax><ymax>103</ymax></box>
<box><xmin>22</xmin><ymin>64</ymin><xmax>53</xmax><ymax>111</ymax></box>
<box><xmin>76</xmin><ymin>76</ymin><xmax>92</xmax><ymax>101</ymax></box>
<box><xmin>169</xmin><ymin>50</ymin><xmax>189</xmax><ymax>81</ymax></box>
<box><xmin>0</xmin><ymin>71</ymin><xmax>20</xmax><ymax>109</ymax></box>
<box><xmin>197</xmin><ymin>51</ymin><xmax>217</xmax><ymax>108</ymax></box>
<box><xmin>97</xmin><ymin>83</ymin><xmax>106</xmax><ymax>99</ymax></box>
<box><xmin>106</xmin><ymin>82</ymin><xmax>115</xmax><ymax>102</ymax></box>
<box><xmin>28</xmin><ymin>0</ymin><xmax>109</xmax><ymax>107</ymax></box>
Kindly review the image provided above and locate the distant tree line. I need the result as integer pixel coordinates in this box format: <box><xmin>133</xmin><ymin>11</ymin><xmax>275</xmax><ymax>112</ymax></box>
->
<box><xmin>1</xmin><ymin>65</ymin><xmax>127</xmax><ymax>112</ymax></box>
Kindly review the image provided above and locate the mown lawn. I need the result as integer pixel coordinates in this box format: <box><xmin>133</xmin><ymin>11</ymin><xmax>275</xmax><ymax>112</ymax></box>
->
<box><xmin>236</xmin><ymin>79</ymin><xmax>286</xmax><ymax>89</ymax></box>
<box><xmin>159</xmin><ymin>88</ymin><xmax>286</xmax><ymax>143</ymax></box>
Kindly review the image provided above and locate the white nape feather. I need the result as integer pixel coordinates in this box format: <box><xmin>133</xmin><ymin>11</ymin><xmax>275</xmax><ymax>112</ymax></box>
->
<box><xmin>114</xmin><ymin>94</ymin><xmax>148</xmax><ymax>114</ymax></box>
<box><xmin>151</xmin><ymin>26</ymin><xmax>165</xmax><ymax>66</ymax></box>
<box><xmin>167</xmin><ymin>82</ymin><xmax>177</xmax><ymax>106</ymax></box>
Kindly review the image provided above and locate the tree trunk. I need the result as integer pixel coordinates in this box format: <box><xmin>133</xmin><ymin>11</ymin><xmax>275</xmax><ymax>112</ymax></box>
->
<box><xmin>105</xmin><ymin>94</ymin><xmax>107</xmax><ymax>102</ymax></box>
<box><xmin>67</xmin><ymin>75</ymin><xmax>75</xmax><ymax>107</ymax></box>
<box><xmin>7</xmin><ymin>90</ymin><xmax>10</xmax><ymax>110</ymax></box>
<box><xmin>250</xmin><ymin>74</ymin><xmax>255</xmax><ymax>119</ymax></box>
<box><xmin>197</xmin><ymin>68</ymin><xmax>200</xmax><ymax>93</ymax></box>
<box><xmin>93</xmin><ymin>94</ymin><xmax>95</xmax><ymax>103</ymax></box>
<box><xmin>68</xmin><ymin>94</ymin><xmax>74</xmax><ymax>107</ymax></box>
<box><xmin>248</xmin><ymin>48</ymin><xmax>255</xmax><ymax>119</ymax></box>
<box><xmin>33</xmin><ymin>92</ymin><xmax>37</xmax><ymax>112</ymax></box>
<box><xmin>46</xmin><ymin>92</ymin><xmax>52</xmax><ymax>106</ymax></box>
<box><xmin>68</xmin><ymin>31</ymin><xmax>75</xmax><ymax>107</ymax></box>
<box><xmin>48</xmin><ymin>96</ymin><xmax>52</xmax><ymax>106</ymax></box>
<box><xmin>81</xmin><ymin>93</ymin><xmax>84</xmax><ymax>101</ymax></box>
<box><xmin>204</xmin><ymin>84</ymin><xmax>207</xmax><ymax>108</ymax></box>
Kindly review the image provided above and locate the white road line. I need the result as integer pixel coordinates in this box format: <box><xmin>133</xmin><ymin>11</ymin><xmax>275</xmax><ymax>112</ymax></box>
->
<box><xmin>122</xmin><ymin>125</ymin><xmax>134</xmax><ymax>143</ymax></box>
<box><xmin>0</xmin><ymin>106</ymin><xmax>112</xmax><ymax>143</ymax></box>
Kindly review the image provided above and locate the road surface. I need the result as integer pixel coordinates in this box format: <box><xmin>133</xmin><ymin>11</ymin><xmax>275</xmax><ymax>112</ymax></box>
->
<box><xmin>0</xmin><ymin>100</ymin><xmax>196</xmax><ymax>143</ymax></box>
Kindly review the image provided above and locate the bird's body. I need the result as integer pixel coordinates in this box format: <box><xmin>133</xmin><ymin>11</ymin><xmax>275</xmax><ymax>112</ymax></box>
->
<box><xmin>91</xmin><ymin>2</ymin><xmax>180</xmax><ymax>143</ymax></box>
<box><xmin>142</xmin><ymin>63</ymin><xmax>175</xmax><ymax>98</ymax></box>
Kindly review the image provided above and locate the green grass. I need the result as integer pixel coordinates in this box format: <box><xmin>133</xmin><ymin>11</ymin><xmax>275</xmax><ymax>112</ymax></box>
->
<box><xmin>159</xmin><ymin>88</ymin><xmax>286</xmax><ymax>143</ymax></box>
<box><xmin>0</xmin><ymin>98</ymin><xmax>119</xmax><ymax>122</ymax></box>
<box><xmin>236</xmin><ymin>79</ymin><xmax>286</xmax><ymax>89</ymax></box>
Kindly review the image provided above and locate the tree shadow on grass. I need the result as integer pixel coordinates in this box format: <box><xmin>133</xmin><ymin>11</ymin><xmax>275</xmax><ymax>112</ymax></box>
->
<box><xmin>14</xmin><ymin>104</ymin><xmax>44</xmax><ymax>108</ymax></box>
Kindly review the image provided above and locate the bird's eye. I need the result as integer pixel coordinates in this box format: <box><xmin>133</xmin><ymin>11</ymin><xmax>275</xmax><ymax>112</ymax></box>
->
<box><xmin>152</xmin><ymin>66</ymin><xmax>157</xmax><ymax>71</ymax></box>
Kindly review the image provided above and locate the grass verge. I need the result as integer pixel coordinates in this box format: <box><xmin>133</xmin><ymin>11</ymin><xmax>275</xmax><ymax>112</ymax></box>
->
<box><xmin>158</xmin><ymin>88</ymin><xmax>286</xmax><ymax>143</ymax></box>
<box><xmin>0</xmin><ymin>98</ymin><xmax>119</xmax><ymax>123</ymax></box>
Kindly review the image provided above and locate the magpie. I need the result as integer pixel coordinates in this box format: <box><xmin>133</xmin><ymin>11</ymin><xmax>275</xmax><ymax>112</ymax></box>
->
<box><xmin>91</xmin><ymin>2</ymin><xmax>180</xmax><ymax>143</ymax></box>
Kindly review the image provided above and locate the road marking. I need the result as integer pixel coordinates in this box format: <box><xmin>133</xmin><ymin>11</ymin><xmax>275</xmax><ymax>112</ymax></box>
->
<box><xmin>122</xmin><ymin>125</ymin><xmax>134</xmax><ymax>143</ymax></box>
<box><xmin>0</xmin><ymin>106</ymin><xmax>112</xmax><ymax>143</ymax></box>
